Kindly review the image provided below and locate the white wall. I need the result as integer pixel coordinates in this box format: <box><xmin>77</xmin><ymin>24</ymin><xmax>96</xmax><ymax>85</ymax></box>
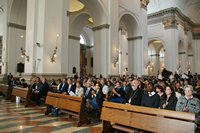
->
<box><xmin>0</xmin><ymin>14</ymin><xmax>3</xmax><ymax>35</ymax></box>
<box><xmin>193</xmin><ymin>40</ymin><xmax>200</xmax><ymax>74</ymax></box>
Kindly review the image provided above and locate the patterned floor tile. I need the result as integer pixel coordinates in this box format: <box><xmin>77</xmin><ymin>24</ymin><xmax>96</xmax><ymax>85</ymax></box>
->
<box><xmin>0</xmin><ymin>125</ymin><xmax>34</xmax><ymax>132</ymax></box>
<box><xmin>0</xmin><ymin>96</ymin><xmax>103</xmax><ymax>133</ymax></box>
<box><xmin>31</xmin><ymin>126</ymin><xmax>54</xmax><ymax>132</ymax></box>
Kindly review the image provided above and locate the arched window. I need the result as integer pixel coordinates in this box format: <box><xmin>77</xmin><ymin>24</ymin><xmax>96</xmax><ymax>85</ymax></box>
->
<box><xmin>80</xmin><ymin>35</ymin><xmax>86</xmax><ymax>45</ymax></box>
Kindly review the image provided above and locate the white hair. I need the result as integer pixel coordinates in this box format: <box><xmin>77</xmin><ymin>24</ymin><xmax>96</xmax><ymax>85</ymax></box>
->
<box><xmin>183</xmin><ymin>85</ymin><xmax>193</xmax><ymax>92</ymax></box>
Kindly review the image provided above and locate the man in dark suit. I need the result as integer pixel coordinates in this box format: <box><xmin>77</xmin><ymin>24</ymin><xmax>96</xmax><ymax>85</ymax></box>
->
<box><xmin>66</xmin><ymin>78</ymin><xmax>76</xmax><ymax>95</ymax></box>
<box><xmin>84</xmin><ymin>79</ymin><xmax>93</xmax><ymax>100</ymax></box>
<box><xmin>33</xmin><ymin>78</ymin><xmax>49</xmax><ymax>105</ymax></box>
<box><xmin>59</xmin><ymin>78</ymin><xmax>68</xmax><ymax>93</ymax></box>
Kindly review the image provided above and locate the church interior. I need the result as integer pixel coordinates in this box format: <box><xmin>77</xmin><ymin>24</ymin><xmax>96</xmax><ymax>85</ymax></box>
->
<box><xmin>0</xmin><ymin>0</ymin><xmax>200</xmax><ymax>132</ymax></box>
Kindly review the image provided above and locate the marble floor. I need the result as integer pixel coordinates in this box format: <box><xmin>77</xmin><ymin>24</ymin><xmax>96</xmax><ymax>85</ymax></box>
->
<box><xmin>0</xmin><ymin>96</ymin><xmax>102</xmax><ymax>133</ymax></box>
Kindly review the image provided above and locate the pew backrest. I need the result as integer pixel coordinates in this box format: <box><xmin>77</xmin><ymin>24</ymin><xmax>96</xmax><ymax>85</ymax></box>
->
<box><xmin>11</xmin><ymin>86</ymin><xmax>32</xmax><ymax>107</ymax></box>
<box><xmin>45</xmin><ymin>92</ymin><xmax>89</xmax><ymax>126</ymax></box>
<box><xmin>101</xmin><ymin>101</ymin><xmax>195</xmax><ymax>133</ymax></box>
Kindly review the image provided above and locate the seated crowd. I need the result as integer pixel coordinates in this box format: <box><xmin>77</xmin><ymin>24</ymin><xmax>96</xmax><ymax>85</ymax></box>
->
<box><xmin>7</xmin><ymin>73</ymin><xmax>200</xmax><ymax>118</ymax></box>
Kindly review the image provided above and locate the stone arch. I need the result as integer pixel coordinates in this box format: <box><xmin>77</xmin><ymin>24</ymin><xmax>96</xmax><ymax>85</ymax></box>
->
<box><xmin>119</xmin><ymin>12</ymin><xmax>141</xmax><ymax>38</ymax></box>
<box><xmin>68</xmin><ymin>0</ymin><xmax>109</xmax><ymax>77</ymax></box>
<box><xmin>68</xmin><ymin>0</ymin><xmax>108</xmax><ymax>26</ymax></box>
<box><xmin>10</xmin><ymin>0</ymin><xmax>27</xmax><ymax>25</ymax></box>
<box><xmin>148</xmin><ymin>39</ymin><xmax>165</xmax><ymax>75</ymax></box>
<box><xmin>118</xmin><ymin>11</ymin><xmax>142</xmax><ymax>75</ymax></box>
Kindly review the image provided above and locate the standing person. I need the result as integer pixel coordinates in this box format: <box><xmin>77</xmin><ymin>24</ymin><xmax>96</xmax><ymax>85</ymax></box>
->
<box><xmin>7</xmin><ymin>73</ymin><xmax>13</xmax><ymax>83</ymax></box>
<box><xmin>7</xmin><ymin>73</ymin><xmax>13</xmax><ymax>87</ymax></box>
<box><xmin>160</xmin><ymin>85</ymin><xmax>177</xmax><ymax>110</ymax></box>
<box><xmin>141</xmin><ymin>82</ymin><xmax>160</xmax><ymax>108</ymax></box>
<box><xmin>123</xmin><ymin>79</ymin><xmax>143</xmax><ymax>105</ymax></box>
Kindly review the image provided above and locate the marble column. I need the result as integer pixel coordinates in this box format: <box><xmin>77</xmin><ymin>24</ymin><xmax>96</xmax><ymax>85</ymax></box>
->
<box><xmin>68</xmin><ymin>35</ymin><xmax>80</xmax><ymax>77</ymax></box>
<box><xmin>163</xmin><ymin>17</ymin><xmax>179</xmax><ymax>73</ymax></box>
<box><xmin>24</xmin><ymin>0</ymin><xmax>68</xmax><ymax>80</ymax></box>
<box><xmin>93</xmin><ymin>24</ymin><xmax>109</xmax><ymax>77</ymax></box>
<box><xmin>128</xmin><ymin>36</ymin><xmax>143</xmax><ymax>76</ymax></box>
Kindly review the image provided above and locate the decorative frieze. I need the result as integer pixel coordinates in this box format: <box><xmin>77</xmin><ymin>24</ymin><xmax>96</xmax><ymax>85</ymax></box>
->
<box><xmin>148</xmin><ymin>7</ymin><xmax>200</xmax><ymax>39</ymax></box>
<box><xmin>140</xmin><ymin>0</ymin><xmax>149</xmax><ymax>10</ymax></box>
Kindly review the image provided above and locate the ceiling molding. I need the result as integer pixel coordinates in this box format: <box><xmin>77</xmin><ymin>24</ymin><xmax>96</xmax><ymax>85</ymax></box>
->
<box><xmin>148</xmin><ymin>7</ymin><xmax>200</xmax><ymax>39</ymax></box>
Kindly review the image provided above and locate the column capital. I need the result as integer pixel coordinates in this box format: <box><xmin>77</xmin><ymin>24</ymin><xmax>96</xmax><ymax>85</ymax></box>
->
<box><xmin>162</xmin><ymin>17</ymin><xmax>178</xmax><ymax>29</ymax></box>
<box><xmin>140</xmin><ymin>0</ymin><xmax>149</xmax><ymax>10</ymax></box>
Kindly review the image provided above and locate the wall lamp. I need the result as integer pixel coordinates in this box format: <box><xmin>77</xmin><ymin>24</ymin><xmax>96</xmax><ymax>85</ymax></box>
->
<box><xmin>21</xmin><ymin>48</ymin><xmax>29</xmax><ymax>62</ymax></box>
<box><xmin>50</xmin><ymin>46</ymin><xmax>57</xmax><ymax>62</ymax></box>
<box><xmin>114</xmin><ymin>57</ymin><xmax>119</xmax><ymax>67</ymax></box>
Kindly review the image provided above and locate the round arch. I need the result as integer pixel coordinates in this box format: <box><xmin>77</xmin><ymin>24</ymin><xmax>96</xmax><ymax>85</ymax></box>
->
<box><xmin>9</xmin><ymin>0</ymin><xmax>27</xmax><ymax>25</ymax></box>
<box><xmin>117</xmin><ymin>13</ymin><xmax>141</xmax><ymax>75</ymax></box>
<box><xmin>119</xmin><ymin>12</ymin><xmax>141</xmax><ymax>37</ymax></box>
<box><xmin>68</xmin><ymin>0</ymin><xmax>108</xmax><ymax>26</ymax></box>
<box><xmin>148</xmin><ymin>39</ymin><xmax>165</xmax><ymax>75</ymax></box>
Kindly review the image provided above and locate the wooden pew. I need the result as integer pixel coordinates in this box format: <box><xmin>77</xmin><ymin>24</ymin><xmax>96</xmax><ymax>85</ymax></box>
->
<box><xmin>0</xmin><ymin>84</ymin><xmax>12</xmax><ymax>100</ymax></box>
<box><xmin>45</xmin><ymin>92</ymin><xmax>90</xmax><ymax>126</ymax></box>
<box><xmin>101</xmin><ymin>101</ymin><xmax>195</xmax><ymax>133</ymax></box>
<box><xmin>11</xmin><ymin>86</ymin><xmax>34</xmax><ymax>107</ymax></box>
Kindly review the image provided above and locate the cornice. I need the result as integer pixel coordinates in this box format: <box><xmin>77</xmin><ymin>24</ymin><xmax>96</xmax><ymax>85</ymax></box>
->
<box><xmin>68</xmin><ymin>35</ymin><xmax>80</xmax><ymax>40</ymax></box>
<box><xmin>148</xmin><ymin>7</ymin><xmax>200</xmax><ymax>39</ymax></box>
<box><xmin>8</xmin><ymin>22</ymin><xmax>26</xmax><ymax>30</ymax></box>
<box><xmin>92</xmin><ymin>24</ymin><xmax>110</xmax><ymax>31</ymax></box>
<box><xmin>127</xmin><ymin>36</ymin><xmax>143</xmax><ymax>41</ymax></box>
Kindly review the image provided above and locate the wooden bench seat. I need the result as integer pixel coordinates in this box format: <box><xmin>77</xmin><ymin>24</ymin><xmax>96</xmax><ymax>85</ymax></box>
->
<box><xmin>101</xmin><ymin>101</ymin><xmax>195</xmax><ymax>133</ymax></box>
<box><xmin>0</xmin><ymin>84</ymin><xmax>12</xmax><ymax>100</ymax></box>
<box><xmin>11</xmin><ymin>86</ymin><xmax>34</xmax><ymax>107</ymax></box>
<box><xmin>45</xmin><ymin>92</ymin><xmax>90</xmax><ymax>126</ymax></box>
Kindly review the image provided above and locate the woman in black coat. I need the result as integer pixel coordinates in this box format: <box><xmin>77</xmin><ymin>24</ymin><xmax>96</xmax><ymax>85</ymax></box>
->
<box><xmin>88</xmin><ymin>82</ymin><xmax>104</xmax><ymax>109</ymax></box>
<box><xmin>160</xmin><ymin>85</ymin><xmax>177</xmax><ymax>110</ymax></box>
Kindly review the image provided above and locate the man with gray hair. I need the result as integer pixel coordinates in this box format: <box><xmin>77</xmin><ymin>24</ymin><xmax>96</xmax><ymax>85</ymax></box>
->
<box><xmin>176</xmin><ymin>85</ymin><xmax>200</xmax><ymax>114</ymax></box>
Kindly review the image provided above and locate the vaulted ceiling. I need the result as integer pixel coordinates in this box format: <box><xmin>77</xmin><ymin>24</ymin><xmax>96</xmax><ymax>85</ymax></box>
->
<box><xmin>148</xmin><ymin>0</ymin><xmax>200</xmax><ymax>24</ymax></box>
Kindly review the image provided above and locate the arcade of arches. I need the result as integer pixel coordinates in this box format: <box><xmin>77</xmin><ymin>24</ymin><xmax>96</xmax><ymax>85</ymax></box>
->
<box><xmin>0</xmin><ymin>0</ymin><xmax>200</xmax><ymax>80</ymax></box>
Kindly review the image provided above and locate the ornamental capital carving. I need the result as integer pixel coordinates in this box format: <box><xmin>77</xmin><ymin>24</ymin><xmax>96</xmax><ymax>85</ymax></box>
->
<box><xmin>140</xmin><ymin>0</ymin><xmax>149</xmax><ymax>10</ymax></box>
<box><xmin>162</xmin><ymin>17</ymin><xmax>178</xmax><ymax>29</ymax></box>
